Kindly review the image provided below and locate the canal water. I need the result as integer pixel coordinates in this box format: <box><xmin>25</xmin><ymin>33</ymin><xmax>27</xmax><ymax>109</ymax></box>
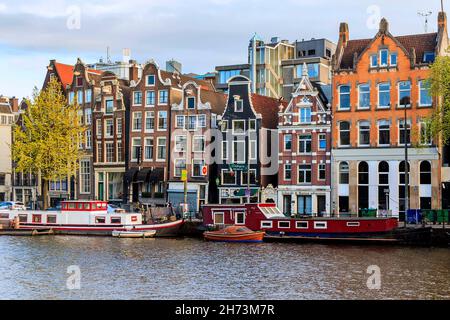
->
<box><xmin>0</xmin><ymin>236</ymin><xmax>449</xmax><ymax>300</ymax></box>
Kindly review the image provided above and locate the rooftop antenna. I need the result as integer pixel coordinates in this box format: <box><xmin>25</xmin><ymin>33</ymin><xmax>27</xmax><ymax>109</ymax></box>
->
<box><xmin>418</xmin><ymin>11</ymin><xmax>433</xmax><ymax>33</ymax></box>
<box><xmin>442</xmin><ymin>0</ymin><xmax>445</xmax><ymax>12</ymax></box>
<box><xmin>106</xmin><ymin>46</ymin><xmax>112</xmax><ymax>64</ymax></box>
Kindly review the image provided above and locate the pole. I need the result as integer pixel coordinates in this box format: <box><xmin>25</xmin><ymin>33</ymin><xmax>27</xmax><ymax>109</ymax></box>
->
<box><xmin>184</xmin><ymin>179</ymin><xmax>187</xmax><ymax>218</ymax></box>
<box><xmin>404</xmin><ymin>104</ymin><xmax>409</xmax><ymax>227</ymax></box>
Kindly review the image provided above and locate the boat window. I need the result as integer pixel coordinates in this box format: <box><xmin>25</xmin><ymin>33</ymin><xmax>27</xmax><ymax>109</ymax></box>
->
<box><xmin>77</xmin><ymin>203</ymin><xmax>83</xmax><ymax>209</ymax></box>
<box><xmin>314</xmin><ymin>221</ymin><xmax>327</xmax><ymax>229</ymax></box>
<box><xmin>32</xmin><ymin>215</ymin><xmax>42</xmax><ymax>223</ymax></box>
<box><xmin>102</xmin><ymin>203</ymin><xmax>107</xmax><ymax>209</ymax></box>
<box><xmin>296</xmin><ymin>221</ymin><xmax>308</xmax><ymax>229</ymax></box>
<box><xmin>236</xmin><ymin>227</ymin><xmax>250</xmax><ymax>232</ymax></box>
<box><xmin>18</xmin><ymin>214</ymin><xmax>28</xmax><ymax>223</ymax></box>
<box><xmin>235</xmin><ymin>211</ymin><xmax>245</xmax><ymax>225</ymax></box>
<box><xmin>47</xmin><ymin>215</ymin><xmax>57</xmax><ymax>224</ymax></box>
<box><xmin>347</xmin><ymin>222</ymin><xmax>360</xmax><ymax>227</ymax></box>
<box><xmin>278</xmin><ymin>221</ymin><xmax>290</xmax><ymax>228</ymax></box>
<box><xmin>84</xmin><ymin>203</ymin><xmax>90</xmax><ymax>210</ymax></box>
<box><xmin>111</xmin><ymin>217</ymin><xmax>121</xmax><ymax>224</ymax></box>
<box><xmin>213</xmin><ymin>212</ymin><xmax>224</xmax><ymax>225</ymax></box>
<box><xmin>0</xmin><ymin>213</ymin><xmax>9</xmax><ymax>219</ymax></box>
<box><xmin>68</xmin><ymin>203</ymin><xmax>76</xmax><ymax>209</ymax></box>
<box><xmin>95</xmin><ymin>216</ymin><xmax>106</xmax><ymax>224</ymax></box>
<box><xmin>62</xmin><ymin>203</ymin><xmax>68</xmax><ymax>210</ymax></box>
<box><xmin>261</xmin><ymin>221</ymin><xmax>272</xmax><ymax>228</ymax></box>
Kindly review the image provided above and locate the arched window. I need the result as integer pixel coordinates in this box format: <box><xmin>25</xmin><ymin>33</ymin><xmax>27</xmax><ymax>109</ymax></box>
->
<box><xmin>358</xmin><ymin>162</ymin><xmax>369</xmax><ymax>210</ymax></box>
<box><xmin>339</xmin><ymin>122</ymin><xmax>350</xmax><ymax>146</ymax></box>
<box><xmin>378</xmin><ymin>161</ymin><xmax>389</xmax><ymax>210</ymax></box>
<box><xmin>420</xmin><ymin>161</ymin><xmax>431</xmax><ymax>185</ymax></box>
<box><xmin>399</xmin><ymin>161</ymin><xmax>410</xmax><ymax>219</ymax></box>
<box><xmin>339</xmin><ymin>162</ymin><xmax>349</xmax><ymax>184</ymax></box>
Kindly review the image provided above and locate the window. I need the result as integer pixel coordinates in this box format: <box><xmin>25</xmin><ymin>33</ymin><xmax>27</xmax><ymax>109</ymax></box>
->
<box><xmin>370</xmin><ymin>55</ymin><xmax>378</xmax><ymax>67</ymax></box>
<box><xmin>318</xmin><ymin>163</ymin><xmax>326</xmax><ymax>180</ymax></box>
<box><xmin>249</xmin><ymin>119</ymin><xmax>256</xmax><ymax>131</ymax></box>
<box><xmin>95</xmin><ymin>217</ymin><xmax>106</xmax><ymax>224</ymax></box>
<box><xmin>69</xmin><ymin>91</ymin><xmax>75</xmax><ymax>104</ymax></box>
<box><xmin>85</xmin><ymin>89</ymin><xmax>92</xmax><ymax>103</ymax></box>
<box><xmin>297</xmin><ymin>195</ymin><xmax>312</xmax><ymax>215</ymax></box>
<box><xmin>76</xmin><ymin>77</ymin><xmax>83</xmax><ymax>87</ymax></box>
<box><xmin>398</xmin><ymin>81</ymin><xmax>411</xmax><ymax>107</ymax></box>
<box><xmin>378</xmin><ymin>161</ymin><xmax>390</xmax><ymax>211</ymax></box>
<box><xmin>159</xmin><ymin>90</ymin><xmax>168</xmax><ymax>104</ymax></box>
<box><xmin>278</xmin><ymin>221</ymin><xmax>290</xmax><ymax>228</ymax></box>
<box><xmin>233</xmin><ymin>140</ymin><xmax>246</xmax><ymax>163</ymax></box>
<box><xmin>420</xmin><ymin>161</ymin><xmax>432</xmax><ymax>184</ymax></box>
<box><xmin>399</xmin><ymin>161</ymin><xmax>410</xmax><ymax>216</ymax></box>
<box><xmin>284</xmin><ymin>134</ymin><xmax>292</xmax><ymax>151</ymax></box>
<box><xmin>358</xmin><ymin>84</ymin><xmax>370</xmax><ymax>109</ymax></box>
<box><xmin>420</xmin><ymin>121</ymin><xmax>432</xmax><ymax>146</ymax></box>
<box><xmin>96</xmin><ymin>119</ymin><xmax>102</xmax><ymax>137</ymax></box>
<box><xmin>145</xmin><ymin>111</ymin><xmax>155</xmax><ymax>131</ymax></box>
<box><xmin>144</xmin><ymin>138</ymin><xmax>153</xmax><ymax>160</ymax></box>
<box><xmin>132</xmin><ymin>138</ymin><xmax>141</xmax><ymax>161</ymax></box>
<box><xmin>188</xmin><ymin>115</ymin><xmax>197</xmax><ymax>130</ymax></box>
<box><xmin>380</xmin><ymin>49</ymin><xmax>388</xmax><ymax>66</ymax></box>
<box><xmin>241</xmin><ymin>169</ymin><xmax>257</xmax><ymax>185</ymax></box>
<box><xmin>80</xmin><ymin>160</ymin><xmax>91</xmax><ymax>194</ymax></box>
<box><xmin>146</xmin><ymin>91</ymin><xmax>155</xmax><ymax>106</ymax></box>
<box><xmin>192</xmin><ymin>160</ymin><xmax>205</xmax><ymax>177</ymax></box>
<box><xmin>111</xmin><ymin>217</ymin><xmax>121</xmax><ymax>224</ymax></box>
<box><xmin>158</xmin><ymin>111</ymin><xmax>167</xmax><ymax>130</ymax></box>
<box><xmin>187</xmin><ymin>97</ymin><xmax>195</xmax><ymax>109</ymax></box>
<box><xmin>358</xmin><ymin>162</ymin><xmax>369</xmax><ymax>210</ymax></box>
<box><xmin>232</xmin><ymin>120</ymin><xmax>245</xmax><ymax>134</ymax></box>
<box><xmin>132</xmin><ymin>112</ymin><xmax>142</xmax><ymax>131</ymax></box>
<box><xmin>375</xmin><ymin>120</ymin><xmax>390</xmax><ymax>146</ymax></box>
<box><xmin>419</xmin><ymin>80</ymin><xmax>432</xmax><ymax>106</ymax></box>
<box><xmin>198</xmin><ymin>115</ymin><xmax>207</xmax><ymax>128</ymax></box>
<box><xmin>85</xmin><ymin>109</ymin><xmax>92</xmax><ymax>125</ymax></box>
<box><xmin>221</xmin><ymin>120</ymin><xmax>228</xmax><ymax>132</ymax></box>
<box><xmin>77</xmin><ymin>90</ymin><xmax>83</xmax><ymax>104</ymax></box>
<box><xmin>296</xmin><ymin>221</ymin><xmax>308</xmax><ymax>229</ymax></box>
<box><xmin>261</xmin><ymin>221</ymin><xmax>273</xmax><ymax>228</ymax></box>
<box><xmin>176</xmin><ymin>115</ymin><xmax>185</xmax><ymax>129</ymax></box>
<box><xmin>423</xmin><ymin>52</ymin><xmax>435</xmax><ymax>63</ymax></box>
<box><xmin>174</xmin><ymin>159</ymin><xmax>187</xmax><ymax>177</ymax></box>
<box><xmin>298</xmin><ymin>135</ymin><xmax>312</xmax><ymax>154</ymax></box>
<box><xmin>299</xmin><ymin>107</ymin><xmax>312</xmax><ymax>123</ymax></box>
<box><xmin>117</xmin><ymin>141</ymin><xmax>123</xmax><ymax>162</ymax></box>
<box><xmin>222</xmin><ymin>170</ymin><xmax>236</xmax><ymax>185</ymax></box>
<box><xmin>133</xmin><ymin>91</ymin><xmax>142</xmax><ymax>105</ymax></box>
<box><xmin>339</xmin><ymin>85</ymin><xmax>350</xmax><ymax>110</ymax></box>
<box><xmin>399</xmin><ymin>161</ymin><xmax>410</xmax><ymax>185</ymax></box>
<box><xmin>234</xmin><ymin>99</ymin><xmax>243</xmax><ymax>112</ymax></box>
<box><xmin>106</xmin><ymin>142</ymin><xmax>114</xmax><ymax>162</ymax></box>
<box><xmin>307</xmin><ymin>63</ymin><xmax>319</xmax><ymax>78</ymax></box>
<box><xmin>318</xmin><ymin>134</ymin><xmax>327</xmax><ymax>150</ymax></box>
<box><xmin>146</xmin><ymin>75</ymin><xmax>155</xmax><ymax>86</ymax></box>
<box><xmin>339</xmin><ymin>162</ymin><xmax>349</xmax><ymax>184</ymax></box>
<box><xmin>85</xmin><ymin>130</ymin><xmax>91</xmax><ymax>149</ymax></box>
<box><xmin>298</xmin><ymin>164</ymin><xmax>312</xmax><ymax>184</ymax></box>
<box><xmin>378</xmin><ymin>83</ymin><xmax>391</xmax><ymax>108</ymax></box>
<box><xmin>213</xmin><ymin>212</ymin><xmax>224</xmax><ymax>225</ymax></box>
<box><xmin>390</xmin><ymin>53</ymin><xmax>398</xmax><ymax>66</ymax></box>
<box><xmin>235</xmin><ymin>212</ymin><xmax>245</xmax><ymax>225</ymax></box>
<box><xmin>399</xmin><ymin>120</ymin><xmax>411</xmax><ymax>145</ymax></box>
<box><xmin>97</xmin><ymin>142</ymin><xmax>103</xmax><ymax>162</ymax></box>
<box><xmin>157</xmin><ymin>137</ymin><xmax>166</xmax><ymax>160</ymax></box>
<box><xmin>218</xmin><ymin>69</ymin><xmax>241</xmax><ymax>84</ymax></box>
<box><xmin>359</xmin><ymin>121</ymin><xmax>370</xmax><ymax>146</ymax></box>
<box><xmin>284</xmin><ymin>164</ymin><xmax>292</xmax><ymax>180</ymax></box>
<box><xmin>339</xmin><ymin>122</ymin><xmax>350</xmax><ymax>146</ymax></box>
<box><xmin>222</xmin><ymin>141</ymin><xmax>228</xmax><ymax>160</ymax></box>
<box><xmin>193</xmin><ymin>136</ymin><xmax>205</xmax><ymax>152</ymax></box>
<box><xmin>105</xmin><ymin>119</ymin><xmax>114</xmax><ymax>137</ymax></box>
<box><xmin>47</xmin><ymin>215</ymin><xmax>57</xmax><ymax>224</ymax></box>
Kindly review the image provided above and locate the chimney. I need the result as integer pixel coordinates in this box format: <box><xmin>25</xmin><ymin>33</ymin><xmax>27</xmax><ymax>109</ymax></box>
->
<box><xmin>10</xmin><ymin>97</ymin><xmax>19</xmax><ymax>113</ymax></box>
<box><xmin>129</xmin><ymin>60</ymin><xmax>139</xmax><ymax>82</ymax></box>
<box><xmin>379</xmin><ymin>18</ymin><xmax>389</xmax><ymax>34</ymax></box>
<box><xmin>438</xmin><ymin>11</ymin><xmax>447</xmax><ymax>32</ymax></box>
<box><xmin>339</xmin><ymin>22</ymin><xmax>349</xmax><ymax>47</ymax></box>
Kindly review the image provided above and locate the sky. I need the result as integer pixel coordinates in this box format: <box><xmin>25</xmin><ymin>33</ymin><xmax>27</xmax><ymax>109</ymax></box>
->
<box><xmin>0</xmin><ymin>0</ymin><xmax>448</xmax><ymax>99</ymax></box>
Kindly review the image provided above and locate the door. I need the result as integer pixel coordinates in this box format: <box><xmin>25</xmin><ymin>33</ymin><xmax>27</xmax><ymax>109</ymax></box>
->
<box><xmin>317</xmin><ymin>195</ymin><xmax>326</xmax><ymax>217</ymax></box>
<box><xmin>98</xmin><ymin>182</ymin><xmax>104</xmax><ymax>201</ymax></box>
<box><xmin>132</xmin><ymin>183</ymin><xmax>139</xmax><ymax>203</ymax></box>
<box><xmin>297</xmin><ymin>195</ymin><xmax>312</xmax><ymax>215</ymax></box>
<box><xmin>283</xmin><ymin>195</ymin><xmax>292</xmax><ymax>215</ymax></box>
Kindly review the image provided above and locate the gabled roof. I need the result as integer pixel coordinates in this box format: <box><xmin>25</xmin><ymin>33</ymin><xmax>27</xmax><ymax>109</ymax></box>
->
<box><xmin>339</xmin><ymin>32</ymin><xmax>437</xmax><ymax>69</ymax></box>
<box><xmin>251</xmin><ymin>94</ymin><xmax>287</xmax><ymax>129</ymax></box>
<box><xmin>160</xmin><ymin>70</ymin><xmax>215</xmax><ymax>91</ymax></box>
<box><xmin>53</xmin><ymin>62</ymin><xmax>103</xmax><ymax>88</ymax></box>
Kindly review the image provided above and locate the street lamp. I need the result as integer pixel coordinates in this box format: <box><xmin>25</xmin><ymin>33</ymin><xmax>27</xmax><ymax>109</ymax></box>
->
<box><xmin>400</xmin><ymin>96</ymin><xmax>411</xmax><ymax>227</ymax></box>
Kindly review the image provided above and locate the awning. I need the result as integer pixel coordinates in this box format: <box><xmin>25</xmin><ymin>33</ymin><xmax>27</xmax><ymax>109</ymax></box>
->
<box><xmin>124</xmin><ymin>168</ymin><xmax>139</xmax><ymax>183</ymax></box>
<box><xmin>136</xmin><ymin>168</ymin><xmax>151</xmax><ymax>183</ymax></box>
<box><xmin>149</xmin><ymin>168</ymin><xmax>164</xmax><ymax>182</ymax></box>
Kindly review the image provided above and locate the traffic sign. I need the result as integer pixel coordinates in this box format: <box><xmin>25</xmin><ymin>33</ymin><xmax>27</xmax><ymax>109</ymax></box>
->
<box><xmin>201</xmin><ymin>165</ymin><xmax>208</xmax><ymax>176</ymax></box>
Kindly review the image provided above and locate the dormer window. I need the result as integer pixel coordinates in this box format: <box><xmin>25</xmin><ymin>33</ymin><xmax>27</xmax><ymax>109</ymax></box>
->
<box><xmin>379</xmin><ymin>49</ymin><xmax>388</xmax><ymax>67</ymax></box>
<box><xmin>146</xmin><ymin>75</ymin><xmax>155</xmax><ymax>86</ymax></box>
<box><xmin>423</xmin><ymin>52</ymin><xmax>435</xmax><ymax>63</ymax></box>
<box><xmin>76</xmin><ymin>77</ymin><xmax>83</xmax><ymax>87</ymax></box>
<box><xmin>390</xmin><ymin>53</ymin><xmax>398</xmax><ymax>66</ymax></box>
<box><xmin>105</xmin><ymin>99</ymin><xmax>114</xmax><ymax>114</ymax></box>
<box><xmin>187</xmin><ymin>97</ymin><xmax>195</xmax><ymax>109</ymax></box>
<box><xmin>235</xmin><ymin>99</ymin><xmax>243</xmax><ymax>112</ymax></box>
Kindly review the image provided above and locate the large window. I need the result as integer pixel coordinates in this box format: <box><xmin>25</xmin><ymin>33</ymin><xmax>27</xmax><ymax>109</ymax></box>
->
<box><xmin>158</xmin><ymin>111</ymin><xmax>167</xmax><ymax>130</ymax></box>
<box><xmin>233</xmin><ymin>141</ymin><xmax>245</xmax><ymax>163</ymax></box>
<box><xmin>193</xmin><ymin>160</ymin><xmax>205</xmax><ymax>177</ymax></box>
<box><xmin>106</xmin><ymin>142</ymin><xmax>114</xmax><ymax>162</ymax></box>
<box><xmin>318</xmin><ymin>163</ymin><xmax>326</xmax><ymax>181</ymax></box>
<box><xmin>284</xmin><ymin>164</ymin><xmax>292</xmax><ymax>180</ymax></box>
<box><xmin>378</xmin><ymin>120</ymin><xmax>390</xmax><ymax>146</ymax></box>
<box><xmin>232</xmin><ymin>120</ymin><xmax>245</xmax><ymax>134</ymax></box>
<box><xmin>105</xmin><ymin>99</ymin><xmax>114</xmax><ymax>113</ymax></box>
<box><xmin>144</xmin><ymin>138</ymin><xmax>154</xmax><ymax>160</ymax></box>
<box><xmin>359</xmin><ymin>121</ymin><xmax>370</xmax><ymax>146</ymax></box>
<box><xmin>80</xmin><ymin>160</ymin><xmax>91</xmax><ymax>194</ymax></box>
<box><xmin>117</xmin><ymin>141</ymin><xmax>123</xmax><ymax>162</ymax></box>
<box><xmin>132</xmin><ymin>112</ymin><xmax>142</xmax><ymax>131</ymax></box>
<box><xmin>132</xmin><ymin>138</ymin><xmax>141</xmax><ymax>161</ymax></box>
<box><xmin>298</xmin><ymin>135</ymin><xmax>312</xmax><ymax>154</ymax></box>
<box><xmin>358</xmin><ymin>162</ymin><xmax>369</xmax><ymax>210</ymax></box>
<box><xmin>193</xmin><ymin>136</ymin><xmax>205</xmax><ymax>152</ymax></box>
<box><xmin>297</xmin><ymin>195</ymin><xmax>312</xmax><ymax>215</ymax></box>
<box><xmin>419</xmin><ymin>80</ymin><xmax>432</xmax><ymax>106</ymax></box>
<box><xmin>318</xmin><ymin>134</ymin><xmax>327</xmax><ymax>150</ymax></box>
<box><xmin>241</xmin><ymin>170</ymin><xmax>257</xmax><ymax>185</ymax></box>
<box><xmin>399</xmin><ymin>120</ymin><xmax>411</xmax><ymax>145</ymax></box>
<box><xmin>176</xmin><ymin>115</ymin><xmax>185</xmax><ymax>129</ymax></box>
<box><xmin>420</xmin><ymin>161</ymin><xmax>432</xmax><ymax>185</ymax></box>
<box><xmin>398</xmin><ymin>81</ymin><xmax>411</xmax><ymax>107</ymax></box>
<box><xmin>105</xmin><ymin>119</ymin><xmax>114</xmax><ymax>137</ymax></box>
<box><xmin>399</xmin><ymin>161</ymin><xmax>410</xmax><ymax>218</ymax></box>
<box><xmin>145</xmin><ymin>111</ymin><xmax>155</xmax><ymax>131</ymax></box>
<box><xmin>175</xmin><ymin>135</ymin><xmax>187</xmax><ymax>152</ymax></box>
<box><xmin>133</xmin><ymin>91</ymin><xmax>142</xmax><ymax>105</ymax></box>
<box><xmin>378</xmin><ymin>83</ymin><xmax>391</xmax><ymax>108</ymax></box>
<box><xmin>358</xmin><ymin>84</ymin><xmax>370</xmax><ymax>109</ymax></box>
<box><xmin>222</xmin><ymin>170</ymin><xmax>236</xmax><ymax>185</ymax></box>
<box><xmin>379</xmin><ymin>49</ymin><xmax>388</xmax><ymax>66</ymax></box>
<box><xmin>146</xmin><ymin>91</ymin><xmax>155</xmax><ymax>106</ymax></box>
<box><xmin>158</xmin><ymin>90</ymin><xmax>168</xmax><ymax>104</ymax></box>
<box><xmin>339</xmin><ymin>162</ymin><xmax>349</xmax><ymax>184</ymax></box>
<box><xmin>188</xmin><ymin>115</ymin><xmax>197</xmax><ymax>130</ymax></box>
<box><xmin>339</xmin><ymin>85</ymin><xmax>350</xmax><ymax>110</ymax></box>
<box><xmin>157</xmin><ymin>137</ymin><xmax>167</xmax><ymax>160</ymax></box>
<box><xmin>284</xmin><ymin>134</ymin><xmax>292</xmax><ymax>151</ymax></box>
<box><xmin>378</xmin><ymin>161</ymin><xmax>390</xmax><ymax>211</ymax></box>
<box><xmin>339</xmin><ymin>122</ymin><xmax>350</xmax><ymax>146</ymax></box>
<box><xmin>300</xmin><ymin>107</ymin><xmax>311</xmax><ymax>123</ymax></box>
<box><xmin>298</xmin><ymin>164</ymin><xmax>312</xmax><ymax>184</ymax></box>
<box><xmin>174</xmin><ymin>159</ymin><xmax>187</xmax><ymax>177</ymax></box>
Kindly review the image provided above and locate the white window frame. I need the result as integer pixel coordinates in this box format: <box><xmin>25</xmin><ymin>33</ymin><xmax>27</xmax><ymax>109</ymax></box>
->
<box><xmin>234</xmin><ymin>99</ymin><xmax>244</xmax><ymax>112</ymax></box>
<box><xmin>419</xmin><ymin>80</ymin><xmax>433</xmax><ymax>107</ymax></box>
<box><xmin>314</xmin><ymin>221</ymin><xmax>327</xmax><ymax>229</ymax></box>
<box><xmin>338</xmin><ymin>85</ymin><xmax>351</xmax><ymax>110</ymax></box>
<box><xmin>221</xmin><ymin>169</ymin><xmax>236</xmax><ymax>185</ymax></box>
<box><xmin>278</xmin><ymin>221</ymin><xmax>290</xmax><ymax>229</ymax></box>
<box><xmin>156</xmin><ymin>137</ymin><xmax>167</xmax><ymax>161</ymax></box>
<box><xmin>379</xmin><ymin>49</ymin><xmax>389</xmax><ymax>67</ymax></box>
<box><xmin>318</xmin><ymin>163</ymin><xmax>326</xmax><ymax>181</ymax></box>
<box><xmin>133</xmin><ymin>91</ymin><xmax>142</xmax><ymax>106</ymax></box>
<box><xmin>398</xmin><ymin>81</ymin><xmax>411</xmax><ymax>108</ymax></box>
<box><xmin>176</xmin><ymin>115</ymin><xmax>186</xmax><ymax>129</ymax></box>
<box><xmin>193</xmin><ymin>135</ymin><xmax>206</xmax><ymax>153</ymax></box>
<box><xmin>146</xmin><ymin>75</ymin><xmax>155</xmax><ymax>86</ymax></box>
<box><xmin>174</xmin><ymin>158</ymin><xmax>187</xmax><ymax>177</ymax></box>
<box><xmin>390</xmin><ymin>52</ymin><xmax>398</xmax><ymax>66</ymax></box>
<box><xmin>358</xmin><ymin>121</ymin><xmax>370</xmax><ymax>147</ymax></box>
<box><xmin>222</xmin><ymin>141</ymin><xmax>229</xmax><ymax>160</ymax></box>
<box><xmin>187</xmin><ymin>96</ymin><xmax>196</xmax><ymax>109</ymax></box>
<box><xmin>284</xmin><ymin>163</ymin><xmax>292</xmax><ymax>181</ymax></box>
<box><xmin>158</xmin><ymin>90</ymin><xmax>168</xmax><ymax>105</ymax></box>
<box><xmin>284</xmin><ymin>134</ymin><xmax>292</xmax><ymax>151</ymax></box>
<box><xmin>318</xmin><ymin>133</ymin><xmax>327</xmax><ymax>151</ymax></box>
<box><xmin>174</xmin><ymin>135</ymin><xmax>188</xmax><ymax>153</ymax></box>
<box><xmin>132</xmin><ymin>112</ymin><xmax>142</xmax><ymax>132</ymax></box>
<box><xmin>377</xmin><ymin>82</ymin><xmax>391</xmax><ymax>109</ymax></box>
<box><xmin>358</xmin><ymin>84</ymin><xmax>370</xmax><ymax>110</ymax></box>
<box><xmin>213</xmin><ymin>212</ymin><xmax>225</xmax><ymax>225</ymax></box>
<box><xmin>232</xmin><ymin>119</ymin><xmax>246</xmax><ymax>135</ymax></box>
<box><xmin>235</xmin><ymin>211</ymin><xmax>245</xmax><ymax>225</ymax></box>
<box><xmin>260</xmin><ymin>221</ymin><xmax>273</xmax><ymax>229</ymax></box>
<box><xmin>249</xmin><ymin>140</ymin><xmax>257</xmax><ymax>160</ymax></box>
<box><xmin>295</xmin><ymin>221</ymin><xmax>309</xmax><ymax>229</ymax></box>
<box><xmin>145</xmin><ymin>90</ymin><xmax>155</xmax><ymax>106</ymax></box>
<box><xmin>232</xmin><ymin>140</ymin><xmax>246</xmax><ymax>164</ymax></box>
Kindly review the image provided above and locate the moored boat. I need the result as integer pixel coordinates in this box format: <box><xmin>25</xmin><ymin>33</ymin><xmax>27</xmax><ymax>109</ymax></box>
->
<box><xmin>112</xmin><ymin>230</ymin><xmax>156</xmax><ymax>238</ymax></box>
<box><xmin>204</xmin><ymin>226</ymin><xmax>265</xmax><ymax>243</ymax></box>
<box><xmin>1</xmin><ymin>200</ymin><xmax>184</xmax><ymax>237</ymax></box>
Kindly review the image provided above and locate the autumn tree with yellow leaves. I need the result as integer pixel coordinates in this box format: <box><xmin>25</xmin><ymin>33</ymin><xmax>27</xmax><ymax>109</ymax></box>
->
<box><xmin>12</xmin><ymin>77</ymin><xmax>86</xmax><ymax>209</ymax></box>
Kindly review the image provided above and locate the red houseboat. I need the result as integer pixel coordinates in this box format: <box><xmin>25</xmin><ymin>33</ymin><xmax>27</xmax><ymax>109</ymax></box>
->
<box><xmin>201</xmin><ymin>203</ymin><xmax>400</xmax><ymax>243</ymax></box>
<box><xmin>1</xmin><ymin>200</ymin><xmax>183</xmax><ymax>237</ymax></box>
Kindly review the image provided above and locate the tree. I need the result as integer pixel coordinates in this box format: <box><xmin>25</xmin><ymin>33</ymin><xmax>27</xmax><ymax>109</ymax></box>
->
<box><xmin>428</xmin><ymin>55</ymin><xmax>450</xmax><ymax>144</ymax></box>
<box><xmin>12</xmin><ymin>77</ymin><xmax>85</xmax><ymax>209</ymax></box>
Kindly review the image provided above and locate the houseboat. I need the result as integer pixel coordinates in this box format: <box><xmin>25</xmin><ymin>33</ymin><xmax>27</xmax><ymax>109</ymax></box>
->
<box><xmin>1</xmin><ymin>200</ymin><xmax>183</xmax><ymax>237</ymax></box>
<box><xmin>201</xmin><ymin>203</ymin><xmax>402</xmax><ymax>243</ymax></box>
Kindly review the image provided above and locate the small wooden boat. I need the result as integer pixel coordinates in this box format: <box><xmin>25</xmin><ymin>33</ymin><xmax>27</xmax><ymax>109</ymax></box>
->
<box><xmin>112</xmin><ymin>230</ymin><xmax>156</xmax><ymax>238</ymax></box>
<box><xmin>0</xmin><ymin>228</ymin><xmax>54</xmax><ymax>236</ymax></box>
<box><xmin>204</xmin><ymin>226</ymin><xmax>265</xmax><ymax>243</ymax></box>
